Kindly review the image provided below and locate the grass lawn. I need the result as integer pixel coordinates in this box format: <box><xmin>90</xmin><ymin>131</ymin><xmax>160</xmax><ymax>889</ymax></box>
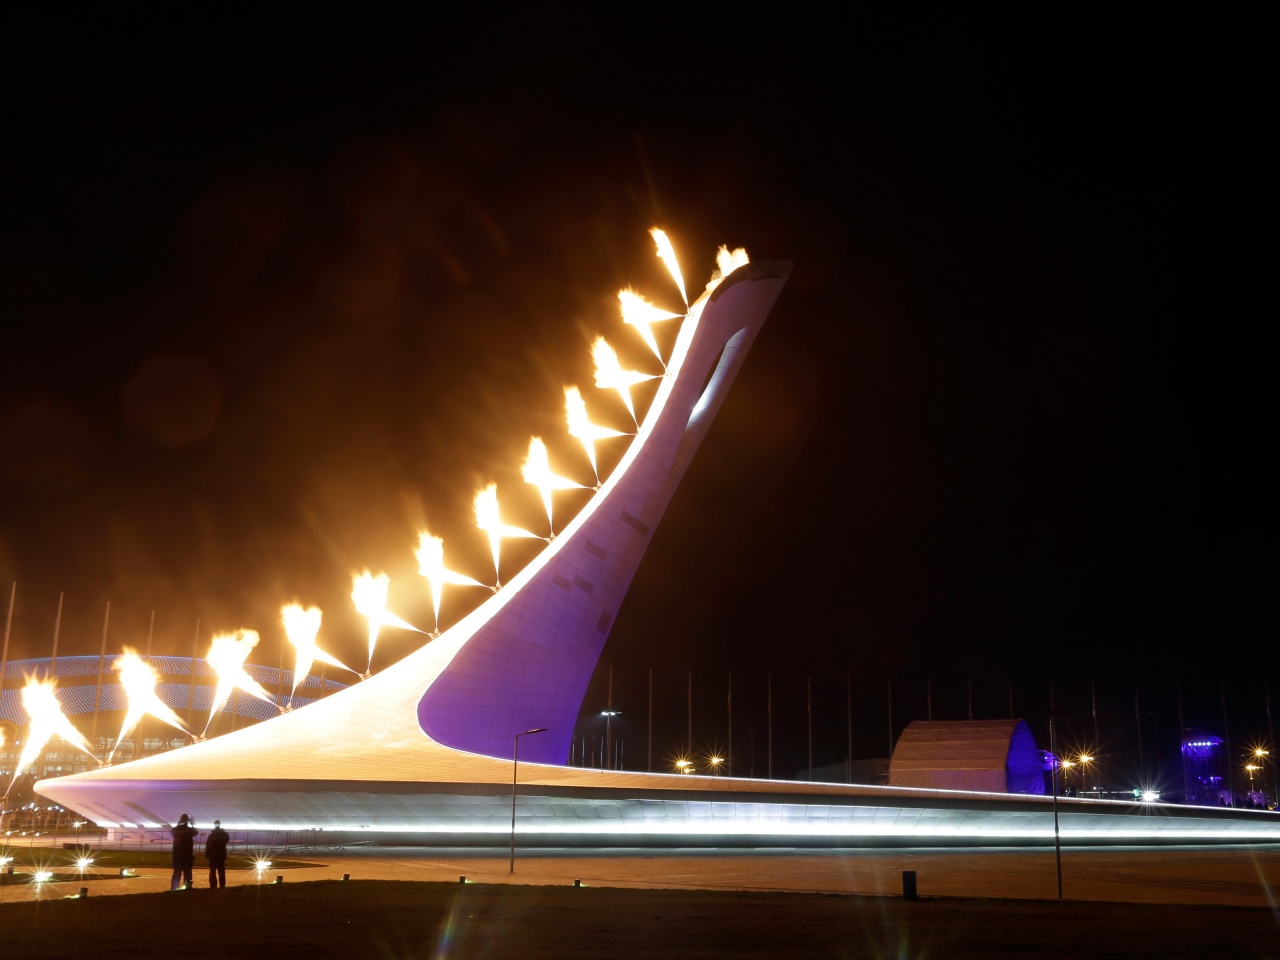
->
<box><xmin>2</xmin><ymin>878</ymin><xmax>1275</xmax><ymax>959</ymax></box>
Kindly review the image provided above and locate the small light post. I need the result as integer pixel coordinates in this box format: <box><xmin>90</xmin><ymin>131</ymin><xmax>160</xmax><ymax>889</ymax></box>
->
<box><xmin>600</xmin><ymin>710</ymin><xmax>621</xmax><ymax>770</ymax></box>
<box><xmin>510</xmin><ymin>727</ymin><xmax>547</xmax><ymax>874</ymax></box>
<box><xmin>1048</xmin><ymin>711</ymin><xmax>1063</xmax><ymax>901</ymax></box>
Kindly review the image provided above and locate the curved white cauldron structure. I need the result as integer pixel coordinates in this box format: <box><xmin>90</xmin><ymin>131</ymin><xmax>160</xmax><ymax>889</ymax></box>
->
<box><xmin>36</xmin><ymin>260</ymin><xmax>1280</xmax><ymax>846</ymax></box>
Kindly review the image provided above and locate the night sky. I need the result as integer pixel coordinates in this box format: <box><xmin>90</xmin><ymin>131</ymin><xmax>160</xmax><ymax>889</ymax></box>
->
<box><xmin>2</xmin><ymin>11</ymin><xmax>1273</xmax><ymax>780</ymax></box>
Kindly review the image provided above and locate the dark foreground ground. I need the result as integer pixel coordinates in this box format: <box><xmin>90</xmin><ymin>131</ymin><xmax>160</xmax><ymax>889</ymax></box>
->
<box><xmin>4</xmin><ymin>878</ymin><xmax>1277</xmax><ymax>960</ymax></box>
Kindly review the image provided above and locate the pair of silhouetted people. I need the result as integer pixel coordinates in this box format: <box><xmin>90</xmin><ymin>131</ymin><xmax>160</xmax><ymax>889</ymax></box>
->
<box><xmin>171</xmin><ymin>814</ymin><xmax>230</xmax><ymax>889</ymax></box>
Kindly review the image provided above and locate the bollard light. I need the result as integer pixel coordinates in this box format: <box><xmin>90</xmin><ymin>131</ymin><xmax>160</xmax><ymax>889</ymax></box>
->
<box><xmin>275</xmin><ymin>875</ymin><xmax>284</xmax><ymax>884</ymax></box>
<box><xmin>342</xmin><ymin>873</ymin><xmax>350</xmax><ymax>881</ymax></box>
<box><xmin>573</xmin><ymin>879</ymin><xmax>581</xmax><ymax>888</ymax></box>
<box><xmin>459</xmin><ymin>875</ymin><xmax>467</xmax><ymax>884</ymax></box>
<box><xmin>78</xmin><ymin>886</ymin><xmax>88</xmax><ymax>898</ymax></box>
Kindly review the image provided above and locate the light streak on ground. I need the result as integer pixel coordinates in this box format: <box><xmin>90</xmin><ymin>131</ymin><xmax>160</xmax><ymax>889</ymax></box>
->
<box><xmin>352</xmin><ymin>573</ymin><xmax>423</xmax><ymax>675</ymax></box>
<box><xmin>200</xmin><ymin>630</ymin><xmax>277</xmax><ymax>737</ymax></box>
<box><xmin>521</xmin><ymin>438</ymin><xmax>585</xmax><ymax>536</ymax></box>
<box><xmin>650</xmin><ymin>227</ymin><xmax>688</xmax><ymax>305</ymax></box>
<box><xmin>474</xmin><ymin>483</ymin><xmax>540</xmax><ymax>587</ymax></box>
<box><xmin>564</xmin><ymin>385</ymin><xmax>625</xmax><ymax>483</ymax></box>
<box><xmin>8</xmin><ymin>678</ymin><xmax>96</xmax><ymax>790</ymax></box>
<box><xmin>415</xmin><ymin>532</ymin><xmax>486</xmax><ymax>634</ymax></box>
<box><xmin>592</xmin><ymin>336</ymin><xmax>656</xmax><ymax>426</ymax></box>
<box><xmin>109</xmin><ymin>648</ymin><xmax>192</xmax><ymax>763</ymax></box>
<box><xmin>281</xmin><ymin>604</ymin><xmax>355</xmax><ymax>702</ymax></box>
<box><xmin>618</xmin><ymin>288</ymin><xmax>681</xmax><ymax>363</ymax></box>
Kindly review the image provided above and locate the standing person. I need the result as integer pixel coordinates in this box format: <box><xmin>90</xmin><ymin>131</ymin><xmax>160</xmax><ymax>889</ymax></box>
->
<box><xmin>170</xmin><ymin>814</ymin><xmax>197</xmax><ymax>890</ymax></box>
<box><xmin>205</xmin><ymin>819</ymin><xmax>229</xmax><ymax>888</ymax></box>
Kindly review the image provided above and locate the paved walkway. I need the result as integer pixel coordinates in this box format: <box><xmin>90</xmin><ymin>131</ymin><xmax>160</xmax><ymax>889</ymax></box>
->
<box><xmin>4</xmin><ymin>844</ymin><xmax>1280</xmax><ymax>909</ymax></box>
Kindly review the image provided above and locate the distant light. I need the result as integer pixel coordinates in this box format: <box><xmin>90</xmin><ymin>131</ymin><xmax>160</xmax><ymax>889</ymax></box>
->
<box><xmin>33</xmin><ymin>870</ymin><xmax>52</xmax><ymax>883</ymax></box>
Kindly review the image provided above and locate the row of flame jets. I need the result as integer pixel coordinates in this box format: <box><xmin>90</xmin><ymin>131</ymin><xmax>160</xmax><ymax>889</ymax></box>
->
<box><xmin>2</xmin><ymin>231</ymin><xmax>750</xmax><ymax>794</ymax></box>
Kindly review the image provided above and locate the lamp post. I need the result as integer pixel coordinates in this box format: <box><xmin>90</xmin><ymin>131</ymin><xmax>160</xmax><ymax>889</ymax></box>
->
<box><xmin>600</xmin><ymin>710</ymin><xmax>621</xmax><ymax>770</ymax></box>
<box><xmin>1253</xmin><ymin>748</ymin><xmax>1273</xmax><ymax>808</ymax></box>
<box><xmin>509</xmin><ymin>727</ymin><xmax>547</xmax><ymax>874</ymax></box>
<box><xmin>1048</xmin><ymin>711</ymin><xmax>1063</xmax><ymax>900</ymax></box>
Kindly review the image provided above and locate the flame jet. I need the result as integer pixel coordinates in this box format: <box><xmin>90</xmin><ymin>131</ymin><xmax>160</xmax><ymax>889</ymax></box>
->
<box><xmin>618</xmin><ymin>288</ymin><xmax>681</xmax><ymax>365</ymax></box>
<box><xmin>521</xmin><ymin>437</ymin><xmax>585</xmax><ymax>536</ymax></box>
<box><xmin>651</xmin><ymin>228</ymin><xmax>688</xmax><ymax>306</ymax></box>
<box><xmin>108</xmin><ymin>649</ymin><xmax>191</xmax><ymax>763</ymax></box>
<box><xmin>592</xmin><ymin>336</ymin><xmax>657</xmax><ymax>427</ymax></box>
<box><xmin>352</xmin><ymin>573</ymin><xmax>423</xmax><ymax>677</ymax></box>
<box><xmin>415</xmin><ymin>532</ymin><xmax>487</xmax><ymax>634</ymax></box>
<box><xmin>474</xmin><ymin>483</ymin><xmax>540</xmax><ymax>587</ymax></box>
<box><xmin>8</xmin><ymin>678</ymin><xmax>96</xmax><ymax>792</ymax></box>
<box><xmin>200</xmin><ymin>630</ymin><xmax>278</xmax><ymax>737</ymax></box>
<box><xmin>707</xmin><ymin>245</ymin><xmax>751</xmax><ymax>294</ymax></box>
<box><xmin>281</xmin><ymin>604</ymin><xmax>355</xmax><ymax>705</ymax></box>
<box><xmin>564</xmin><ymin>385</ymin><xmax>626</xmax><ymax>484</ymax></box>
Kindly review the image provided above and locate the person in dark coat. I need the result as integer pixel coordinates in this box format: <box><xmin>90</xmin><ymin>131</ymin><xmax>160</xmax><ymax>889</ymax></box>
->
<box><xmin>170</xmin><ymin>814</ymin><xmax>197</xmax><ymax>890</ymax></box>
<box><xmin>205</xmin><ymin>819</ymin><xmax>230</xmax><ymax>888</ymax></box>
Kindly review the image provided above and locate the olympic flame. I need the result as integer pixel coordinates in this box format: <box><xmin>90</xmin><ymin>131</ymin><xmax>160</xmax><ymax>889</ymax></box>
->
<box><xmin>415</xmin><ymin>532</ymin><xmax>486</xmax><ymax>633</ymax></box>
<box><xmin>474</xmin><ymin>483</ymin><xmax>539</xmax><ymax>586</ymax></box>
<box><xmin>9</xmin><ymin>678</ymin><xmax>95</xmax><ymax>788</ymax></box>
<box><xmin>650</xmin><ymin>228</ymin><xmax>688</xmax><ymax>306</ymax></box>
<box><xmin>109</xmin><ymin>649</ymin><xmax>191</xmax><ymax>763</ymax></box>
<box><xmin>564</xmin><ymin>386</ymin><xmax>625</xmax><ymax>483</ymax></box>
<box><xmin>281</xmin><ymin>604</ymin><xmax>355</xmax><ymax>698</ymax></box>
<box><xmin>592</xmin><ymin>336</ymin><xmax>656</xmax><ymax>426</ymax></box>
<box><xmin>618</xmin><ymin>288</ymin><xmax>681</xmax><ymax>363</ymax></box>
<box><xmin>352</xmin><ymin>572</ymin><xmax>422</xmax><ymax>675</ymax></box>
<box><xmin>201</xmin><ymin>629</ymin><xmax>277</xmax><ymax>737</ymax></box>
<box><xmin>521</xmin><ymin>437</ymin><xmax>585</xmax><ymax>535</ymax></box>
<box><xmin>715</xmin><ymin>245</ymin><xmax>750</xmax><ymax>279</ymax></box>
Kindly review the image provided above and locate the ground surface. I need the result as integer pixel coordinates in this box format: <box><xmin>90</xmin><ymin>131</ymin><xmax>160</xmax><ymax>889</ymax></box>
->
<box><xmin>2</xmin><ymin>844</ymin><xmax>1278</xmax><ymax>957</ymax></box>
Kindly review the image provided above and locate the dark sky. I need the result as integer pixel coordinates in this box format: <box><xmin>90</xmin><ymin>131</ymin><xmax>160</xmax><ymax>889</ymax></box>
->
<box><xmin>1</xmin><ymin>10</ymin><xmax>1273</xmax><ymax>773</ymax></box>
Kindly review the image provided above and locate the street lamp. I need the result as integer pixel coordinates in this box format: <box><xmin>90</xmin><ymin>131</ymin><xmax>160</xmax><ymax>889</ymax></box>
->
<box><xmin>708</xmin><ymin>755</ymin><xmax>724</xmax><ymax>776</ymax></box>
<box><xmin>509</xmin><ymin>727</ymin><xmax>547</xmax><ymax>874</ymax></box>
<box><xmin>600</xmin><ymin>709</ymin><xmax>621</xmax><ymax>770</ymax></box>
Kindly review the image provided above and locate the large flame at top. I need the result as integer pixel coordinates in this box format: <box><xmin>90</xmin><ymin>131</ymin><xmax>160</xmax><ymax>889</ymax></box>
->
<box><xmin>201</xmin><ymin>629</ymin><xmax>277</xmax><ymax>737</ymax></box>
<box><xmin>109</xmin><ymin>649</ymin><xmax>191</xmax><ymax>763</ymax></box>
<box><xmin>521</xmin><ymin>437</ymin><xmax>585</xmax><ymax>536</ymax></box>
<box><xmin>592</xmin><ymin>337</ymin><xmax>657</xmax><ymax>426</ymax></box>
<box><xmin>415</xmin><ymin>532</ymin><xmax>486</xmax><ymax>633</ymax></box>
<box><xmin>650</xmin><ymin>228</ymin><xmax>688</xmax><ymax>306</ymax></box>
<box><xmin>281</xmin><ymin>604</ymin><xmax>355</xmax><ymax>700</ymax></box>
<box><xmin>564</xmin><ymin>386</ymin><xmax>626</xmax><ymax>483</ymax></box>
<box><xmin>351</xmin><ymin>573</ymin><xmax>422</xmax><ymax>676</ymax></box>
<box><xmin>706</xmin><ymin>245</ymin><xmax>751</xmax><ymax>295</ymax></box>
<box><xmin>474</xmin><ymin>483</ymin><xmax>540</xmax><ymax>587</ymax></box>
<box><xmin>618</xmin><ymin>288</ymin><xmax>682</xmax><ymax>364</ymax></box>
<box><xmin>9</xmin><ymin>678</ymin><xmax>96</xmax><ymax>791</ymax></box>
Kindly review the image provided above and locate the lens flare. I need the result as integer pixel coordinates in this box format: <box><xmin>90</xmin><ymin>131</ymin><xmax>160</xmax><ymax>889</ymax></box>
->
<box><xmin>592</xmin><ymin>337</ymin><xmax>656</xmax><ymax>426</ymax></box>
<box><xmin>618</xmin><ymin>288</ymin><xmax>681</xmax><ymax>364</ymax></box>
<box><xmin>281</xmin><ymin>604</ymin><xmax>355</xmax><ymax>701</ymax></box>
<box><xmin>201</xmin><ymin>630</ymin><xmax>277</xmax><ymax>737</ymax></box>
<box><xmin>109</xmin><ymin>649</ymin><xmax>192</xmax><ymax>763</ymax></box>
<box><xmin>415</xmin><ymin>533</ymin><xmax>486</xmax><ymax>634</ymax></box>
<box><xmin>474</xmin><ymin>483</ymin><xmax>540</xmax><ymax>587</ymax></box>
<box><xmin>650</xmin><ymin>228</ymin><xmax>688</xmax><ymax>306</ymax></box>
<box><xmin>9</xmin><ymin>678</ymin><xmax>96</xmax><ymax>788</ymax></box>
<box><xmin>564</xmin><ymin>386</ymin><xmax>625</xmax><ymax>484</ymax></box>
<box><xmin>521</xmin><ymin>437</ymin><xmax>585</xmax><ymax>535</ymax></box>
<box><xmin>351</xmin><ymin>573</ymin><xmax>423</xmax><ymax>676</ymax></box>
